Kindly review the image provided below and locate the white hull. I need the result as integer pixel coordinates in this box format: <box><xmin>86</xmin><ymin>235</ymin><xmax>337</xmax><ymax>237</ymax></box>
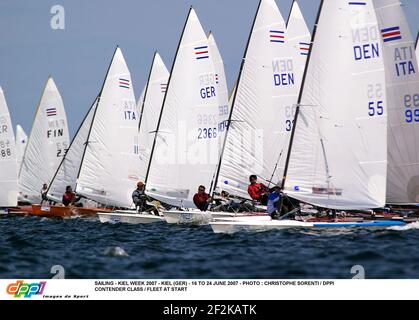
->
<box><xmin>210</xmin><ymin>220</ymin><xmax>313</xmax><ymax>234</ymax></box>
<box><xmin>97</xmin><ymin>210</ymin><xmax>164</xmax><ymax>224</ymax></box>
<box><xmin>0</xmin><ymin>209</ymin><xmax>8</xmax><ymax>216</ymax></box>
<box><xmin>210</xmin><ymin>219</ymin><xmax>406</xmax><ymax>234</ymax></box>
<box><xmin>163</xmin><ymin>210</ymin><xmax>271</xmax><ymax>225</ymax></box>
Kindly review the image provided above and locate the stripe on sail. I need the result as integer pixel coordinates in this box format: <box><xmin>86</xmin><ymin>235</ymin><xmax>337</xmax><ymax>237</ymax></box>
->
<box><xmin>381</xmin><ymin>26</ymin><xmax>402</xmax><ymax>42</ymax></box>
<box><xmin>269</xmin><ymin>30</ymin><xmax>285</xmax><ymax>43</ymax></box>
<box><xmin>46</xmin><ymin>107</ymin><xmax>57</xmax><ymax>117</ymax></box>
<box><xmin>299</xmin><ymin>42</ymin><xmax>310</xmax><ymax>55</ymax></box>
<box><xmin>348</xmin><ymin>2</ymin><xmax>366</xmax><ymax>5</ymax></box>
<box><xmin>194</xmin><ymin>46</ymin><xmax>209</xmax><ymax>60</ymax></box>
<box><xmin>119</xmin><ymin>78</ymin><xmax>130</xmax><ymax>89</ymax></box>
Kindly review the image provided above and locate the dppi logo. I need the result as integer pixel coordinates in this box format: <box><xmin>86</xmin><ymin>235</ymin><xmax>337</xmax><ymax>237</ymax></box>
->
<box><xmin>6</xmin><ymin>280</ymin><xmax>46</xmax><ymax>298</ymax></box>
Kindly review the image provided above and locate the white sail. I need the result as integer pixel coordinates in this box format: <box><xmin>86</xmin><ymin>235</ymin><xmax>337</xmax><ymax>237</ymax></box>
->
<box><xmin>285</xmin><ymin>0</ymin><xmax>387</xmax><ymax>209</ymax></box>
<box><xmin>208</xmin><ymin>32</ymin><xmax>229</xmax><ymax>153</ymax></box>
<box><xmin>47</xmin><ymin>99</ymin><xmax>97</xmax><ymax>203</ymax></box>
<box><xmin>373</xmin><ymin>0</ymin><xmax>419</xmax><ymax>204</ymax></box>
<box><xmin>18</xmin><ymin>77</ymin><xmax>70</xmax><ymax>203</ymax></box>
<box><xmin>15</xmin><ymin>124</ymin><xmax>27</xmax><ymax>174</ymax></box>
<box><xmin>146</xmin><ymin>8</ymin><xmax>220</xmax><ymax>208</ymax></box>
<box><xmin>137</xmin><ymin>52</ymin><xmax>169</xmax><ymax>181</ymax></box>
<box><xmin>286</xmin><ymin>1</ymin><xmax>311</xmax><ymax>83</ymax></box>
<box><xmin>269</xmin><ymin>0</ymin><xmax>311</xmax><ymax>183</ymax></box>
<box><xmin>0</xmin><ymin>87</ymin><xmax>18</xmax><ymax>207</ymax></box>
<box><xmin>216</xmin><ymin>0</ymin><xmax>291</xmax><ymax>199</ymax></box>
<box><xmin>76</xmin><ymin>47</ymin><xmax>140</xmax><ymax>208</ymax></box>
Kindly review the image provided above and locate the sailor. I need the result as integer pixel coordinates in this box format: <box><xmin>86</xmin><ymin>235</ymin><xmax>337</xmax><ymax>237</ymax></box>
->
<box><xmin>62</xmin><ymin>186</ymin><xmax>81</xmax><ymax>206</ymax></box>
<box><xmin>132</xmin><ymin>181</ymin><xmax>159</xmax><ymax>215</ymax></box>
<box><xmin>267</xmin><ymin>186</ymin><xmax>283</xmax><ymax>219</ymax></box>
<box><xmin>212</xmin><ymin>191</ymin><xmax>250</xmax><ymax>212</ymax></box>
<box><xmin>40</xmin><ymin>183</ymin><xmax>49</xmax><ymax>204</ymax></box>
<box><xmin>193</xmin><ymin>185</ymin><xmax>211</xmax><ymax>211</ymax></box>
<box><xmin>247</xmin><ymin>175</ymin><xmax>269</xmax><ymax>205</ymax></box>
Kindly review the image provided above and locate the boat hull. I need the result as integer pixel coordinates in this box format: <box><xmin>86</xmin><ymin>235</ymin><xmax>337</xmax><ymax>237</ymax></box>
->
<box><xmin>30</xmin><ymin>205</ymin><xmax>110</xmax><ymax>218</ymax></box>
<box><xmin>210</xmin><ymin>219</ymin><xmax>406</xmax><ymax>234</ymax></box>
<box><xmin>97</xmin><ymin>210</ymin><xmax>164</xmax><ymax>224</ymax></box>
<box><xmin>7</xmin><ymin>205</ymin><xmax>33</xmax><ymax>215</ymax></box>
<box><xmin>163</xmin><ymin>210</ymin><xmax>271</xmax><ymax>225</ymax></box>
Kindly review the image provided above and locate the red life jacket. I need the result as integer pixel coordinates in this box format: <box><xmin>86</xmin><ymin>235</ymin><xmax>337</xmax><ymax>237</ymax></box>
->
<box><xmin>193</xmin><ymin>192</ymin><xmax>209</xmax><ymax>211</ymax></box>
<box><xmin>247</xmin><ymin>183</ymin><xmax>268</xmax><ymax>200</ymax></box>
<box><xmin>62</xmin><ymin>192</ymin><xmax>75</xmax><ymax>206</ymax></box>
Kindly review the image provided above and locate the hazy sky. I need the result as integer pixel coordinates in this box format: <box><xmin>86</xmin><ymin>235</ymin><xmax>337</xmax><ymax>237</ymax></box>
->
<box><xmin>1</xmin><ymin>0</ymin><xmax>418</xmax><ymax>136</ymax></box>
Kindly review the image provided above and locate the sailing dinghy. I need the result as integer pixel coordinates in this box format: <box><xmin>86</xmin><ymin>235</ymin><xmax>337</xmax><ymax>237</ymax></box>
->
<box><xmin>141</xmin><ymin>8</ymin><xmax>260</xmax><ymax>224</ymax></box>
<box><xmin>211</xmin><ymin>0</ymin><xmax>406</xmax><ymax>233</ymax></box>
<box><xmin>374</xmin><ymin>0</ymin><xmax>419</xmax><ymax>205</ymax></box>
<box><xmin>101</xmin><ymin>8</ymin><xmax>229</xmax><ymax>224</ymax></box>
<box><xmin>30</xmin><ymin>98</ymin><xmax>103</xmax><ymax>217</ymax></box>
<box><xmin>0</xmin><ymin>87</ymin><xmax>18</xmax><ymax>214</ymax></box>
<box><xmin>17</xmin><ymin>76</ymin><xmax>70</xmax><ymax>206</ymax></box>
<box><xmin>168</xmin><ymin>0</ymin><xmax>311</xmax><ymax>225</ymax></box>
<box><xmin>31</xmin><ymin>48</ymin><xmax>140</xmax><ymax>218</ymax></box>
<box><xmin>97</xmin><ymin>52</ymin><xmax>169</xmax><ymax>224</ymax></box>
<box><xmin>62</xmin><ymin>47</ymin><xmax>164</xmax><ymax>223</ymax></box>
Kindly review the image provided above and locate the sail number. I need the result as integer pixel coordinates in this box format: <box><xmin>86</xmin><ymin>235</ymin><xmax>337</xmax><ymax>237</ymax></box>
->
<box><xmin>368</xmin><ymin>101</ymin><xmax>384</xmax><ymax>117</ymax></box>
<box><xmin>0</xmin><ymin>140</ymin><xmax>12</xmax><ymax>158</ymax></box>
<box><xmin>404</xmin><ymin>94</ymin><xmax>419</xmax><ymax>123</ymax></box>
<box><xmin>56</xmin><ymin>148</ymin><xmax>68</xmax><ymax>157</ymax></box>
<box><xmin>285</xmin><ymin>105</ymin><xmax>296</xmax><ymax>131</ymax></box>
<box><xmin>198</xmin><ymin>127</ymin><xmax>217</xmax><ymax>139</ymax></box>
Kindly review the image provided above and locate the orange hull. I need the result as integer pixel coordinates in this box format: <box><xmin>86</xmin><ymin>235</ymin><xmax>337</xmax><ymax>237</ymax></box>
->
<box><xmin>8</xmin><ymin>206</ymin><xmax>34</xmax><ymax>215</ymax></box>
<box><xmin>30</xmin><ymin>205</ymin><xmax>112</xmax><ymax>218</ymax></box>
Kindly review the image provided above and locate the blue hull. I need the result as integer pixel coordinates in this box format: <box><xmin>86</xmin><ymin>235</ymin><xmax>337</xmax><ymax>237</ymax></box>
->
<box><xmin>313</xmin><ymin>220</ymin><xmax>406</xmax><ymax>228</ymax></box>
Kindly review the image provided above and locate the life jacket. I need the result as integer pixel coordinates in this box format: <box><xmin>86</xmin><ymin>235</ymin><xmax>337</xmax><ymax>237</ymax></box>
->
<box><xmin>247</xmin><ymin>183</ymin><xmax>268</xmax><ymax>200</ymax></box>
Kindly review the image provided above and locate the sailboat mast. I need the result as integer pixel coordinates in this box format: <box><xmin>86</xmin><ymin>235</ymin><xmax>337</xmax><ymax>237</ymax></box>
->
<box><xmin>74</xmin><ymin>46</ymin><xmax>119</xmax><ymax>189</ymax></box>
<box><xmin>280</xmin><ymin>0</ymin><xmax>324</xmax><ymax>190</ymax></box>
<box><xmin>137</xmin><ymin>52</ymin><xmax>157</xmax><ymax>135</ymax></box>
<box><xmin>144</xmin><ymin>7</ymin><xmax>193</xmax><ymax>185</ymax></box>
<box><xmin>209</xmin><ymin>0</ymin><xmax>263</xmax><ymax>197</ymax></box>
<box><xmin>46</xmin><ymin>95</ymin><xmax>98</xmax><ymax>196</ymax></box>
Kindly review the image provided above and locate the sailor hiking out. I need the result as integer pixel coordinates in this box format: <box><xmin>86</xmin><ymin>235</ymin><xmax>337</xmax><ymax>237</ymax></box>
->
<box><xmin>132</xmin><ymin>182</ymin><xmax>159</xmax><ymax>216</ymax></box>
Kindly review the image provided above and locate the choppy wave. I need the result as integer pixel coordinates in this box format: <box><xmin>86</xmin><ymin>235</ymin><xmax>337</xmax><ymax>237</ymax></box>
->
<box><xmin>103</xmin><ymin>246</ymin><xmax>129</xmax><ymax>257</ymax></box>
<box><xmin>388</xmin><ymin>221</ymin><xmax>419</xmax><ymax>231</ymax></box>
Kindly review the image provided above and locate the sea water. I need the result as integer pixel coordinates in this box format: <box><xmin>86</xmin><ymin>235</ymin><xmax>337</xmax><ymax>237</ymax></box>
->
<box><xmin>0</xmin><ymin>215</ymin><xmax>419</xmax><ymax>279</ymax></box>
